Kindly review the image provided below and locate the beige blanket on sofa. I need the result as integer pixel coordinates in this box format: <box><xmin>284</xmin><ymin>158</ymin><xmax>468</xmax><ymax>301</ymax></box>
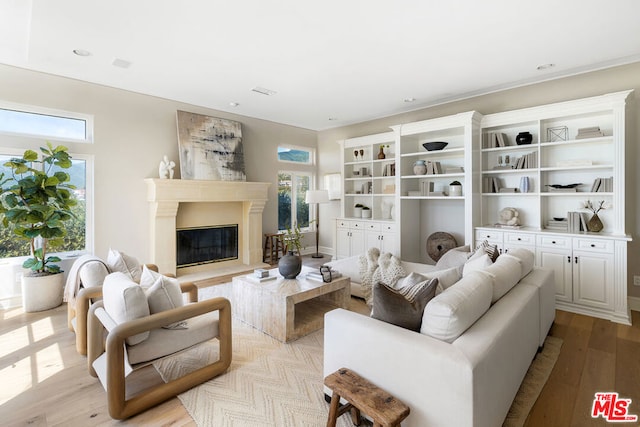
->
<box><xmin>358</xmin><ymin>248</ymin><xmax>407</xmax><ymax>305</ymax></box>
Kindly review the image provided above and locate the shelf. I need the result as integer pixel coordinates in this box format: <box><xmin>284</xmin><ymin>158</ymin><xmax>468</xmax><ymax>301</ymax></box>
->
<box><xmin>539</xmin><ymin>165</ymin><xmax>612</xmax><ymax>172</ymax></box>
<box><xmin>401</xmin><ymin>196</ymin><xmax>464</xmax><ymax>200</ymax></box>
<box><xmin>400</xmin><ymin>147</ymin><xmax>464</xmax><ymax>158</ymax></box>
<box><xmin>540</xmin><ymin>136</ymin><xmax>611</xmax><ymax>146</ymax></box>
<box><xmin>481</xmin><ymin>144</ymin><xmax>539</xmax><ymax>153</ymax></box>
<box><xmin>482</xmin><ymin>192</ymin><xmax>538</xmax><ymax>196</ymax></box>
<box><xmin>541</xmin><ymin>192</ymin><xmax>613</xmax><ymax>197</ymax></box>
<box><xmin>482</xmin><ymin>168</ymin><xmax>535</xmax><ymax>175</ymax></box>
<box><xmin>400</xmin><ymin>173</ymin><xmax>464</xmax><ymax>179</ymax></box>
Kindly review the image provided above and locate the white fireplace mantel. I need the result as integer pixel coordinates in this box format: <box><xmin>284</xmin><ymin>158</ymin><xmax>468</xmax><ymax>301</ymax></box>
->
<box><xmin>145</xmin><ymin>178</ymin><xmax>271</xmax><ymax>276</ymax></box>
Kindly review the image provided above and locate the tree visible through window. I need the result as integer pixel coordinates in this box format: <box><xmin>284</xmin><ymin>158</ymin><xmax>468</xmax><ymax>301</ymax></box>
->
<box><xmin>278</xmin><ymin>172</ymin><xmax>310</xmax><ymax>231</ymax></box>
<box><xmin>0</xmin><ymin>154</ymin><xmax>87</xmax><ymax>258</ymax></box>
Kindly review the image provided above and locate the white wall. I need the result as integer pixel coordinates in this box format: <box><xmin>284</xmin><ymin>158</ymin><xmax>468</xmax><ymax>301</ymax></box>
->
<box><xmin>0</xmin><ymin>64</ymin><xmax>316</xmax><ymax>306</ymax></box>
<box><xmin>317</xmin><ymin>61</ymin><xmax>640</xmax><ymax>298</ymax></box>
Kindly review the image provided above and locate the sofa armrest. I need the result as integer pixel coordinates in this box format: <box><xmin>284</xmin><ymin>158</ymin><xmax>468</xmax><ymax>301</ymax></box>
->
<box><xmin>323</xmin><ymin>309</ymin><xmax>474</xmax><ymax>427</ymax></box>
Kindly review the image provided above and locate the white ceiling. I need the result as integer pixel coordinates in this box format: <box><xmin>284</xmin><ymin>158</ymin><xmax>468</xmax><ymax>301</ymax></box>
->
<box><xmin>1</xmin><ymin>0</ymin><xmax>640</xmax><ymax>131</ymax></box>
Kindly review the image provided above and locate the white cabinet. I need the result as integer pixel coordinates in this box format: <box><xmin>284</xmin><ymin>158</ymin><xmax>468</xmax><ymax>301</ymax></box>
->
<box><xmin>536</xmin><ymin>235</ymin><xmax>574</xmax><ymax>303</ymax></box>
<box><xmin>334</xmin><ymin>219</ymin><xmax>367</xmax><ymax>259</ymax></box>
<box><xmin>364</xmin><ymin>222</ymin><xmax>398</xmax><ymax>255</ymax></box>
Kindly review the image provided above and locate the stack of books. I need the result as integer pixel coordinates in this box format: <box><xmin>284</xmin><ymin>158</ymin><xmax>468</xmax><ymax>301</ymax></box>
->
<box><xmin>546</xmin><ymin>219</ymin><xmax>568</xmax><ymax>231</ymax></box>
<box><xmin>566</xmin><ymin>211</ymin><xmax>590</xmax><ymax>233</ymax></box>
<box><xmin>425</xmin><ymin>161</ymin><xmax>443</xmax><ymax>175</ymax></box>
<box><xmin>591</xmin><ymin>177</ymin><xmax>613</xmax><ymax>192</ymax></box>
<box><xmin>486</xmin><ymin>132</ymin><xmax>510</xmax><ymax>148</ymax></box>
<box><xmin>513</xmin><ymin>151</ymin><xmax>537</xmax><ymax>169</ymax></box>
<box><xmin>483</xmin><ymin>176</ymin><xmax>502</xmax><ymax>193</ymax></box>
<box><xmin>306</xmin><ymin>268</ymin><xmax>342</xmax><ymax>282</ymax></box>
<box><xmin>576</xmin><ymin>126</ymin><xmax>604</xmax><ymax>139</ymax></box>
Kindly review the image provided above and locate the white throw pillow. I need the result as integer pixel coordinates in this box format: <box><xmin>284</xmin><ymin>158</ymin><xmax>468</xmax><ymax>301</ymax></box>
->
<box><xmin>420</xmin><ymin>272</ymin><xmax>492</xmax><ymax>343</ymax></box>
<box><xmin>102</xmin><ymin>272</ymin><xmax>150</xmax><ymax>345</ymax></box>
<box><xmin>140</xmin><ymin>265</ymin><xmax>186</xmax><ymax>329</ymax></box>
<box><xmin>435</xmin><ymin>245</ymin><xmax>471</xmax><ymax>272</ymax></box>
<box><xmin>394</xmin><ymin>272</ymin><xmax>429</xmax><ymax>290</ymax></box>
<box><xmin>503</xmin><ymin>248</ymin><xmax>534</xmax><ymax>278</ymax></box>
<box><xmin>78</xmin><ymin>260</ymin><xmax>110</xmax><ymax>288</ymax></box>
<box><xmin>462</xmin><ymin>253</ymin><xmax>493</xmax><ymax>276</ymax></box>
<box><xmin>107</xmin><ymin>249</ymin><xmax>143</xmax><ymax>283</ymax></box>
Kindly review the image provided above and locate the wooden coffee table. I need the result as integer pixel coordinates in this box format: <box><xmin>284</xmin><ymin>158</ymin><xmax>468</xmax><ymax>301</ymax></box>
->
<box><xmin>232</xmin><ymin>267</ymin><xmax>350</xmax><ymax>342</ymax></box>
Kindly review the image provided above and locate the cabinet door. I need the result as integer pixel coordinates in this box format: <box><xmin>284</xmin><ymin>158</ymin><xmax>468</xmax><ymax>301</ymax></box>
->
<box><xmin>573</xmin><ymin>251</ymin><xmax>614</xmax><ymax>310</ymax></box>
<box><xmin>536</xmin><ymin>248</ymin><xmax>572</xmax><ymax>302</ymax></box>
<box><xmin>335</xmin><ymin>227</ymin><xmax>351</xmax><ymax>259</ymax></box>
<box><xmin>350</xmin><ymin>228</ymin><xmax>365</xmax><ymax>256</ymax></box>
<box><xmin>365</xmin><ymin>229</ymin><xmax>382</xmax><ymax>252</ymax></box>
<box><xmin>380</xmin><ymin>231</ymin><xmax>398</xmax><ymax>256</ymax></box>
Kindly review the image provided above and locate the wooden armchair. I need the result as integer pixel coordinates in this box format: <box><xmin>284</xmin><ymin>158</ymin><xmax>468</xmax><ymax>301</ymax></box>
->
<box><xmin>87</xmin><ymin>285</ymin><xmax>231</xmax><ymax>420</ymax></box>
<box><xmin>66</xmin><ymin>256</ymin><xmax>197</xmax><ymax>355</ymax></box>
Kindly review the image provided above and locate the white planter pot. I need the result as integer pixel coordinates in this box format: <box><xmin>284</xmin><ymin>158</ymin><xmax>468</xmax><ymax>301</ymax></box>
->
<box><xmin>449</xmin><ymin>185</ymin><xmax>463</xmax><ymax>197</ymax></box>
<box><xmin>21</xmin><ymin>273</ymin><xmax>64</xmax><ymax>312</ymax></box>
<box><xmin>353</xmin><ymin>207</ymin><xmax>363</xmax><ymax>218</ymax></box>
<box><xmin>362</xmin><ymin>209</ymin><xmax>372</xmax><ymax>219</ymax></box>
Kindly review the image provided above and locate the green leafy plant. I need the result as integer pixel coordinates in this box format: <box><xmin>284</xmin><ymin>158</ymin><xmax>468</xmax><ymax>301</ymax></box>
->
<box><xmin>0</xmin><ymin>143</ymin><xmax>77</xmax><ymax>275</ymax></box>
<box><xmin>450</xmin><ymin>180</ymin><xmax>462</xmax><ymax>186</ymax></box>
<box><xmin>283</xmin><ymin>223</ymin><xmax>305</xmax><ymax>255</ymax></box>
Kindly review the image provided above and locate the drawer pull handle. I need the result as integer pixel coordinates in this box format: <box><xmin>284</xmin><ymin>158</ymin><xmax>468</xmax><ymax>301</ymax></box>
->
<box><xmin>517</xmin><ymin>238</ymin><xmax>522</xmax><ymax>241</ymax></box>
<box><xmin>552</xmin><ymin>241</ymin><xmax>556</xmax><ymax>244</ymax></box>
<box><xmin>590</xmin><ymin>244</ymin><xmax>595</xmax><ymax>248</ymax></box>
<box><xmin>567</xmin><ymin>256</ymin><xmax>571</xmax><ymax>263</ymax></box>
<box><xmin>575</xmin><ymin>256</ymin><xmax>578</xmax><ymax>264</ymax></box>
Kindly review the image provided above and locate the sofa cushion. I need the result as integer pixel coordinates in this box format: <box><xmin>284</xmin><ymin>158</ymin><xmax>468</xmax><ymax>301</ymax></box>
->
<box><xmin>420</xmin><ymin>272</ymin><xmax>492</xmax><ymax>343</ymax></box>
<box><xmin>435</xmin><ymin>245</ymin><xmax>471</xmax><ymax>272</ymax></box>
<box><xmin>107</xmin><ymin>249</ymin><xmax>143</xmax><ymax>283</ymax></box>
<box><xmin>502</xmin><ymin>248</ymin><xmax>534</xmax><ymax>278</ymax></box>
<box><xmin>371</xmin><ymin>277</ymin><xmax>438</xmax><ymax>331</ymax></box>
<box><xmin>462</xmin><ymin>253</ymin><xmax>493</xmax><ymax>276</ymax></box>
<box><xmin>480</xmin><ymin>255</ymin><xmax>523</xmax><ymax>303</ymax></box>
<box><xmin>140</xmin><ymin>265</ymin><xmax>186</xmax><ymax>329</ymax></box>
<box><xmin>102</xmin><ymin>272</ymin><xmax>150</xmax><ymax>345</ymax></box>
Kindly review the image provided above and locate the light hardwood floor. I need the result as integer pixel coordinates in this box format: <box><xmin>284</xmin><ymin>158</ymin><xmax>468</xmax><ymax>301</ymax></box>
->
<box><xmin>2</xmin><ymin>298</ymin><xmax>639</xmax><ymax>426</ymax></box>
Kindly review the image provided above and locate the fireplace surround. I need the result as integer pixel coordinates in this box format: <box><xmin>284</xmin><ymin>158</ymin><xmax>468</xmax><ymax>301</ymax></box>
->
<box><xmin>145</xmin><ymin>179</ymin><xmax>270</xmax><ymax>279</ymax></box>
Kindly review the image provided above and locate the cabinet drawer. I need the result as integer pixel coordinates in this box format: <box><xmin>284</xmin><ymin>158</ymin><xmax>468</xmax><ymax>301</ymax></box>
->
<box><xmin>365</xmin><ymin>222</ymin><xmax>382</xmax><ymax>232</ymax></box>
<box><xmin>536</xmin><ymin>234</ymin><xmax>571</xmax><ymax>249</ymax></box>
<box><xmin>381</xmin><ymin>223</ymin><xmax>396</xmax><ymax>233</ymax></box>
<box><xmin>350</xmin><ymin>221</ymin><xmax>366</xmax><ymax>230</ymax></box>
<box><xmin>336</xmin><ymin>219</ymin><xmax>351</xmax><ymax>229</ymax></box>
<box><xmin>505</xmin><ymin>232</ymin><xmax>535</xmax><ymax>246</ymax></box>
<box><xmin>573</xmin><ymin>238</ymin><xmax>614</xmax><ymax>253</ymax></box>
<box><xmin>475</xmin><ymin>230</ymin><xmax>503</xmax><ymax>242</ymax></box>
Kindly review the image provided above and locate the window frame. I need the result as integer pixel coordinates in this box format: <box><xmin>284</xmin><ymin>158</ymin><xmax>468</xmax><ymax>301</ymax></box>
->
<box><xmin>277</xmin><ymin>144</ymin><xmax>315</xmax><ymax>165</ymax></box>
<box><xmin>277</xmin><ymin>170</ymin><xmax>315</xmax><ymax>233</ymax></box>
<box><xmin>0</xmin><ymin>148</ymin><xmax>94</xmax><ymax>261</ymax></box>
<box><xmin>0</xmin><ymin>100</ymin><xmax>94</xmax><ymax>144</ymax></box>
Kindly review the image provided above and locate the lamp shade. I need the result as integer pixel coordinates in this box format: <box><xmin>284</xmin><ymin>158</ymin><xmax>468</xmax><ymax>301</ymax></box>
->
<box><xmin>305</xmin><ymin>189</ymin><xmax>330</xmax><ymax>204</ymax></box>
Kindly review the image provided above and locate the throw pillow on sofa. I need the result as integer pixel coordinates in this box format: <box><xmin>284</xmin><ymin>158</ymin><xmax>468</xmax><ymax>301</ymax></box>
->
<box><xmin>474</xmin><ymin>240</ymin><xmax>499</xmax><ymax>262</ymax></box>
<box><xmin>371</xmin><ymin>276</ymin><xmax>438</xmax><ymax>331</ymax></box>
<box><xmin>462</xmin><ymin>253</ymin><xmax>493</xmax><ymax>277</ymax></box>
<box><xmin>435</xmin><ymin>245</ymin><xmax>471</xmax><ymax>273</ymax></box>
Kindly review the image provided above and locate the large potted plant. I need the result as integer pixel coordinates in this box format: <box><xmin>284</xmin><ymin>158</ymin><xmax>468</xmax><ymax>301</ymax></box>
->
<box><xmin>0</xmin><ymin>143</ymin><xmax>77</xmax><ymax>312</ymax></box>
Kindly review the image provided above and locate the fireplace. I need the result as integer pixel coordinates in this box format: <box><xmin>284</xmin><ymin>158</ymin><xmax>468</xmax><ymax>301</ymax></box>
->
<box><xmin>145</xmin><ymin>179</ymin><xmax>271</xmax><ymax>277</ymax></box>
<box><xmin>177</xmin><ymin>224</ymin><xmax>239</xmax><ymax>268</ymax></box>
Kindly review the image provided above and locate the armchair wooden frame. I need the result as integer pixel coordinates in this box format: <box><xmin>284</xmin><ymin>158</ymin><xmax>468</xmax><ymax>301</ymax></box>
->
<box><xmin>87</xmin><ymin>297</ymin><xmax>231</xmax><ymax>420</ymax></box>
<box><xmin>67</xmin><ymin>263</ymin><xmax>198</xmax><ymax>356</ymax></box>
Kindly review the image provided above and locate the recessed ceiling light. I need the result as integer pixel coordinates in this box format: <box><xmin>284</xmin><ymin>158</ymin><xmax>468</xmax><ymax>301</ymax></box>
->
<box><xmin>72</xmin><ymin>49</ymin><xmax>91</xmax><ymax>57</ymax></box>
<box><xmin>404</xmin><ymin>97</ymin><xmax>416</xmax><ymax>103</ymax></box>
<box><xmin>229</xmin><ymin>102</ymin><xmax>240</xmax><ymax>107</ymax></box>
<box><xmin>251</xmin><ymin>86</ymin><xmax>277</xmax><ymax>96</ymax></box>
<box><xmin>536</xmin><ymin>63</ymin><xmax>555</xmax><ymax>70</ymax></box>
<box><xmin>112</xmin><ymin>58</ymin><xmax>132</xmax><ymax>69</ymax></box>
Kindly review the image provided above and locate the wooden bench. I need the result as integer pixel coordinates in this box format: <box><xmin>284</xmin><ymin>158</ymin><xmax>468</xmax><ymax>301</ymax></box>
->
<box><xmin>324</xmin><ymin>368</ymin><xmax>410</xmax><ymax>427</ymax></box>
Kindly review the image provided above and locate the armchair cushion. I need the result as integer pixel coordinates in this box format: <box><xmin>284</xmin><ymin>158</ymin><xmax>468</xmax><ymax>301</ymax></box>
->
<box><xmin>103</xmin><ymin>272</ymin><xmax>150</xmax><ymax>345</ymax></box>
<box><xmin>126</xmin><ymin>311</ymin><xmax>220</xmax><ymax>365</ymax></box>
<box><xmin>140</xmin><ymin>265</ymin><xmax>186</xmax><ymax>329</ymax></box>
<box><xmin>107</xmin><ymin>249</ymin><xmax>143</xmax><ymax>283</ymax></box>
<box><xmin>78</xmin><ymin>260</ymin><xmax>110</xmax><ymax>289</ymax></box>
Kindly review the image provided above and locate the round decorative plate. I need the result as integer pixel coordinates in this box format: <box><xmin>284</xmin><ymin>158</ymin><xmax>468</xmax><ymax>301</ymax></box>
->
<box><xmin>427</xmin><ymin>232</ymin><xmax>458</xmax><ymax>262</ymax></box>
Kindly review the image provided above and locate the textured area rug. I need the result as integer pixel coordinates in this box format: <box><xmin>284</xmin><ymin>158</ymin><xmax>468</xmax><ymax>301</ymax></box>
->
<box><xmin>503</xmin><ymin>335</ymin><xmax>563</xmax><ymax>427</ymax></box>
<box><xmin>155</xmin><ymin>318</ymin><xmax>561</xmax><ymax>427</ymax></box>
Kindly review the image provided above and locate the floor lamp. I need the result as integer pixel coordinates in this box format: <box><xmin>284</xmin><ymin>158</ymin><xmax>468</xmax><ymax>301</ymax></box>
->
<box><xmin>305</xmin><ymin>189</ymin><xmax>330</xmax><ymax>258</ymax></box>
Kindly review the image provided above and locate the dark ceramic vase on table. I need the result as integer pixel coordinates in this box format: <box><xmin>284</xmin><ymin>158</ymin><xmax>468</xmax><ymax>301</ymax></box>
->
<box><xmin>278</xmin><ymin>251</ymin><xmax>302</xmax><ymax>279</ymax></box>
<box><xmin>516</xmin><ymin>132</ymin><xmax>533</xmax><ymax>145</ymax></box>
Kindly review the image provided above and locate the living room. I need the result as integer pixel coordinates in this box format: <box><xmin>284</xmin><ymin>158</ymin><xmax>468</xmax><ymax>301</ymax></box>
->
<box><xmin>2</xmin><ymin>1</ymin><xmax>640</xmax><ymax>426</ymax></box>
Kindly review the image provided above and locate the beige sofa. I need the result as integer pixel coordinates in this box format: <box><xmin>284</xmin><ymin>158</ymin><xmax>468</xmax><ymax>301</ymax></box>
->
<box><xmin>324</xmin><ymin>248</ymin><xmax>556</xmax><ymax>427</ymax></box>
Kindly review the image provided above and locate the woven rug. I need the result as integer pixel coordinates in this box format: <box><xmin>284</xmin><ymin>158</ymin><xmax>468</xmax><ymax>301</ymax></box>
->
<box><xmin>154</xmin><ymin>319</ymin><xmax>562</xmax><ymax>427</ymax></box>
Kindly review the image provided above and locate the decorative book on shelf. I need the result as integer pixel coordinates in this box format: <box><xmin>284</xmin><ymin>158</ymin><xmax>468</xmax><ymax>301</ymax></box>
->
<box><xmin>591</xmin><ymin>177</ymin><xmax>613</xmax><ymax>192</ymax></box>
<box><xmin>575</xmin><ymin>126</ymin><xmax>604</xmax><ymax>139</ymax></box>
<box><xmin>486</xmin><ymin>132</ymin><xmax>510</xmax><ymax>148</ymax></box>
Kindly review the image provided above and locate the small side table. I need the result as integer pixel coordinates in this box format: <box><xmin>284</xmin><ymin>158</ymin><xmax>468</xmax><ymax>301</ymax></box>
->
<box><xmin>324</xmin><ymin>368</ymin><xmax>410</xmax><ymax>427</ymax></box>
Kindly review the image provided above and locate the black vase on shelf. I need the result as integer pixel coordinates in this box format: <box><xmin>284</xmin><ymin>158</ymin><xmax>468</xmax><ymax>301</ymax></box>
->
<box><xmin>516</xmin><ymin>132</ymin><xmax>533</xmax><ymax>145</ymax></box>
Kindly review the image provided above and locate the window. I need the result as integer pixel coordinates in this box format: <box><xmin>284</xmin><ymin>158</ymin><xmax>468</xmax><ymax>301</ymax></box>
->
<box><xmin>0</xmin><ymin>101</ymin><xmax>93</xmax><ymax>143</ymax></box>
<box><xmin>0</xmin><ymin>151</ymin><xmax>93</xmax><ymax>258</ymax></box>
<box><xmin>277</xmin><ymin>145</ymin><xmax>314</xmax><ymax>165</ymax></box>
<box><xmin>278</xmin><ymin>171</ymin><xmax>312</xmax><ymax>231</ymax></box>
